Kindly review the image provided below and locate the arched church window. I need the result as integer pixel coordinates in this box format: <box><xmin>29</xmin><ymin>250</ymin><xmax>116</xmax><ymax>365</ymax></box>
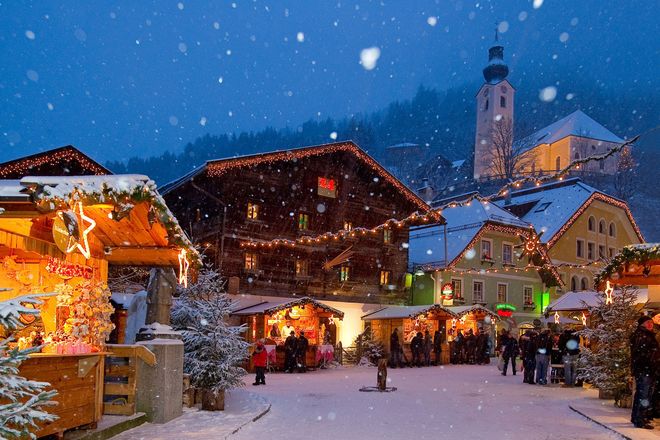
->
<box><xmin>484</xmin><ymin>99</ymin><xmax>489</xmax><ymax>111</ymax></box>
<box><xmin>500</xmin><ymin>96</ymin><xmax>506</xmax><ymax>108</ymax></box>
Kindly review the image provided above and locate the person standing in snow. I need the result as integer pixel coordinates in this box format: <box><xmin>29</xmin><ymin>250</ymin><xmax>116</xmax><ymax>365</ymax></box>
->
<box><xmin>535</xmin><ymin>329</ymin><xmax>553</xmax><ymax>385</ymax></box>
<box><xmin>558</xmin><ymin>329</ymin><xmax>580</xmax><ymax>387</ymax></box>
<box><xmin>519</xmin><ymin>329</ymin><xmax>538</xmax><ymax>384</ymax></box>
<box><xmin>500</xmin><ymin>331</ymin><xmax>518</xmax><ymax>376</ymax></box>
<box><xmin>629</xmin><ymin>315</ymin><xmax>658</xmax><ymax>429</ymax></box>
<box><xmin>411</xmin><ymin>332</ymin><xmax>424</xmax><ymax>367</ymax></box>
<box><xmin>433</xmin><ymin>329</ymin><xmax>443</xmax><ymax>365</ymax></box>
<box><xmin>252</xmin><ymin>340</ymin><xmax>267</xmax><ymax>385</ymax></box>
<box><xmin>284</xmin><ymin>330</ymin><xmax>297</xmax><ymax>373</ymax></box>
<box><xmin>453</xmin><ymin>330</ymin><xmax>464</xmax><ymax>364</ymax></box>
<box><xmin>423</xmin><ymin>330</ymin><xmax>432</xmax><ymax>366</ymax></box>
<box><xmin>296</xmin><ymin>331</ymin><xmax>309</xmax><ymax>373</ymax></box>
<box><xmin>465</xmin><ymin>329</ymin><xmax>476</xmax><ymax>364</ymax></box>
<box><xmin>390</xmin><ymin>328</ymin><xmax>403</xmax><ymax>368</ymax></box>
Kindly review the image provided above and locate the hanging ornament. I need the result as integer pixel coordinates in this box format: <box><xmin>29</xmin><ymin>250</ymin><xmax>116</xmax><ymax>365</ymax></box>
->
<box><xmin>451</xmin><ymin>318</ymin><xmax>457</xmax><ymax>328</ymax></box>
<box><xmin>581</xmin><ymin>312</ymin><xmax>587</xmax><ymax>327</ymax></box>
<box><xmin>178</xmin><ymin>248</ymin><xmax>190</xmax><ymax>288</ymax></box>
<box><xmin>554</xmin><ymin>311</ymin><xmax>560</xmax><ymax>325</ymax></box>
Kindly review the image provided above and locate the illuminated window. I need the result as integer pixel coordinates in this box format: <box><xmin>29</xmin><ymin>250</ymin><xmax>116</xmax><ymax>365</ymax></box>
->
<box><xmin>497</xmin><ymin>283</ymin><xmax>508</xmax><ymax>303</ymax></box>
<box><xmin>452</xmin><ymin>279</ymin><xmax>463</xmax><ymax>299</ymax></box>
<box><xmin>343</xmin><ymin>221</ymin><xmax>353</xmax><ymax>231</ymax></box>
<box><xmin>576</xmin><ymin>239</ymin><xmax>585</xmax><ymax>259</ymax></box>
<box><xmin>339</xmin><ymin>265</ymin><xmax>350</xmax><ymax>281</ymax></box>
<box><xmin>609</xmin><ymin>222</ymin><xmax>616</xmax><ymax>237</ymax></box>
<box><xmin>383</xmin><ymin>228</ymin><xmax>392</xmax><ymax>244</ymax></box>
<box><xmin>473</xmin><ymin>281</ymin><xmax>484</xmax><ymax>302</ymax></box>
<box><xmin>298</xmin><ymin>213</ymin><xmax>309</xmax><ymax>230</ymax></box>
<box><xmin>502</xmin><ymin>243</ymin><xmax>513</xmax><ymax>264</ymax></box>
<box><xmin>295</xmin><ymin>259</ymin><xmax>309</xmax><ymax>277</ymax></box>
<box><xmin>523</xmin><ymin>286</ymin><xmax>533</xmax><ymax>304</ymax></box>
<box><xmin>500</xmin><ymin>96</ymin><xmax>506</xmax><ymax>108</ymax></box>
<box><xmin>318</xmin><ymin>177</ymin><xmax>337</xmax><ymax>198</ymax></box>
<box><xmin>481</xmin><ymin>239</ymin><xmax>492</xmax><ymax>260</ymax></box>
<box><xmin>247</xmin><ymin>202</ymin><xmax>259</xmax><ymax>220</ymax></box>
<box><xmin>244</xmin><ymin>252</ymin><xmax>258</xmax><ymax>271</ymax></box>
<box><xmin>587</xmin><ymin>242</ymin><xmax>595</xmax><ymax>261</ymax></box>
<box><xmin>380</xmin><ymin>270</ymin><xmax>392</xmax><ymax>285</ymax></box>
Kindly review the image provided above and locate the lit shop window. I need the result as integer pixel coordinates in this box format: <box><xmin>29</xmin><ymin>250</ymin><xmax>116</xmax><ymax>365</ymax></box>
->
<box><xmin>383</xmin><ymin>228</ymin><xmax>392</xmax><ymax>244</ymax></box>
<box><xmin>247</xmin><ymin>202</ymin><xmax>259</xmax><ymax>220</ymax></box>
<box><xmin>339</xmin><ymin>265</ymin><xmax>350</xmax><ymax>281</ymax></box>
<box><xmin>295</xmin><ymin>259</ymin><xmax>309</xmax><ymax>277</ymax></box>
<box><xmin>318</xmin><ymin>177</ymin><xmax>337</xmax><ymax>198</ymax></box>
<box><xmin>298</xmin><ymin>213</ymin><xmax>309</xmax><ymax>230</ymax></box>
<box><xmin>380</xmin><ymin>270</ymin><xmax>392</xmax><ymax>285</ymax></box>
<box><xmin>244</xmin><ymin>253</ymin><xmax>258</xmax><ymax>271</ymax></box>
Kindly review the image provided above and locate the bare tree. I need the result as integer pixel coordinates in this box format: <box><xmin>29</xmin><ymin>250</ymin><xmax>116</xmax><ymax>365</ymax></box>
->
<box><xmin>614</xmin><ymin>146</ymin><xmax>636</xmax><ymax>201</ymax></box>
<box><xmin>487</xmin><ymin>118</ymin><xmax>535</xmax><ymax>179</ymax></box>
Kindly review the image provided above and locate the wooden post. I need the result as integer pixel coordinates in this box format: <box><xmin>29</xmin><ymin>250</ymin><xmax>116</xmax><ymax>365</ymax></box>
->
<box><xmin>377</xmin><ymin>358</ymin><xmax>387</xmax><ymax>391</ymax></box>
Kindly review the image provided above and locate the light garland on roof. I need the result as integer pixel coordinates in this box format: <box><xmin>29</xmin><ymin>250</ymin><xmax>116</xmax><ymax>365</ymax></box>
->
<box><xmin>0</xmin><ymin>147</ymin><xmax>108</xmax><ymax>178</ymax></box>
<box><xmin>205</xmin><ymin>142</ymin><xmax>429</xmax><ymax>211</ymax></box>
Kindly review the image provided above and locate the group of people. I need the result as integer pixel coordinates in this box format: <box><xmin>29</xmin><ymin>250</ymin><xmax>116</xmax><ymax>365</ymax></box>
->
<box><xmin>496</xmin><ymin>328</ymin><xmax>580</xmax><ymax>387</ymax></box>
<box><xmin>389</xmin><ymin>328</ymin><xmax>443</xmax><ymax>367</ymax></box>
<box><xmin>450</xmin><ymin>328</ymin><xmax>492</xmax><ymax>365</ymax></box>
<box><xmin>284</xmin><ymin>330</ymin><xmax>309</xmax><ymax>374</ymax></box>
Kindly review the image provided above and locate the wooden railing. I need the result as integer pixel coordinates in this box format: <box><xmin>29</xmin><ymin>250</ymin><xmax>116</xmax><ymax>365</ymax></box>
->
<box><xmin>103</xmin><ymin>344</ymin><xmax>157</xmax><ymax>415</ymax></box>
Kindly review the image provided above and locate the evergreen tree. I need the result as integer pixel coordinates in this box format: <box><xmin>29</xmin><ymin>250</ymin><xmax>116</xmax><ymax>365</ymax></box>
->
<box><xmin>170</xmin><ymin>270</ymin><xmax>249</xmax><ymax>410</ymax></box>
<box><xmin>577</xmin><ymin>286</ymin><xmax>640</xmax><ymax>406</ymax></box>
<box><xmin>0</xmin><ymin>294</ymin><xmax>58</xmax><ymax>439</ymax></box>
<box><xmin>352</xmin><ymin>327</ymin><xmax>385</xmax><ymax>367</ymax></box>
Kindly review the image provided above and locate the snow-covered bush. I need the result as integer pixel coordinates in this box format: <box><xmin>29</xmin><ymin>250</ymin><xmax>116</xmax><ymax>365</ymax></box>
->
<box><xmin>0</xmin><ymin>294</ymin><xmax>58</xmax><ymax>439</ymax></box>
<box><xmin>170</xmin><ymin>270</ymin><xmax>249</xmax><ymax>409</ymax></box>
<box><xmin>577</xmin><ymin>286</ymin><xmax>639</xmax><ymax>406</ymax></box>
<box><xmin>351</xmin><ymin>327</ymin><xmax>384</xmax><ymax>367</ymax></box>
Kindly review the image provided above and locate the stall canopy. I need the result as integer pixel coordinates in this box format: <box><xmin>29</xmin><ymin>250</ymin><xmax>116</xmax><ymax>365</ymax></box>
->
<box><xmin>232</xmin><ymin>297</ymin><xmax>344</xmax><ymax>319</ymax></box>
<box><xmin>0</xmin><ymin>175</ymin><xmax>199</xmax><ymax>267</ymax></box>
<box><xmin>546</xmin><ymin>289</ymin><xmax>648</xmax><ymax>312</ymax></box>
<box><xmin>595</xmin><ymin>243</ymin><xmax>660</xmax><ymax>289</ymax></box>
<box><xmin>361</xmin><ymin>304</ymin><xmax>458</xmax><ymax>321</ymax></box>
<box><xmin>447</xmin><ymin>304</ymin><xmax>500</xmax><ymax>321</ymax></box>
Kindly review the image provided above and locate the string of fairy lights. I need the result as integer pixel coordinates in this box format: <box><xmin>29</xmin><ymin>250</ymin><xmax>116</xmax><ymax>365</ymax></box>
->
<box><xmin>236</xmin><ymin>133</ymin><xmax>652</xmax><ymax>287</ymax></box>
<box><xmin>0</xmin><ymin>146</ymin><xmax>108</xmax><ymax>178</ymax></box>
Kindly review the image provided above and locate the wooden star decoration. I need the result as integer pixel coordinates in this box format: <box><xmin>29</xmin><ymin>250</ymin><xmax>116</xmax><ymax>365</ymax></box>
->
<box><xmin>66</xmin><ymin>202</ymin><xmax>96</xmax><ymax>259</ymax></box>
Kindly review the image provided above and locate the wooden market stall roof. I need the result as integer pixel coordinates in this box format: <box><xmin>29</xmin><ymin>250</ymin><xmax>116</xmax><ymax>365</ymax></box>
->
<box><xmin>231</xmin><ymin>297</ymin><xmax>345</xmax><ymax>318</ymax></box>
<box><xmin>0</xmin><ymin>175</ymin><xmax>199</xmax><ymax>267</ymax></box>
<box><xmin>446</xmin><ymin>304</ymin><xmax>500</xmax><ymax>321</ymax></box>
<box><xmin>595</xmin><ymin>243</ymin><xmax>660</xmax><ymax>289</ymax></box>
<box><xmin>361</xmin><ymin>304</ymin><xmax>458</xmax><ymax>321</ymax></box>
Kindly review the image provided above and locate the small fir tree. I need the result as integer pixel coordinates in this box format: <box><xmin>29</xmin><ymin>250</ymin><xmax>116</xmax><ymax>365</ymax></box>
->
<box><xmin>170</xmin><ymin>270</ymin><xmax>249</xmax><ymax>410</ymax></box>
<box><xmin>0</xmin><ymin>294</ymin><xmax>58</xmax><ymax>439</ymax></box>
<box><xmin>577</xmin><ymin>286</ymin><xmax>640</xmax><ymax>406</ymax></box>
<box><xmin>352</xmin><ymin>327</ymin><xmax>385</xmax><ymax>366</ymax></box>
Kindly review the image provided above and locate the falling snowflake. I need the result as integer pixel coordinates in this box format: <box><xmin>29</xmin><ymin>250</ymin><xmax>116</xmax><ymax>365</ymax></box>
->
<box><xmin>25</xmin><ymin>30</ymin><xmax>35</xmax><ymax>40</ymax></box>
<box><xmin>539</xmin><ymin>86</ymin><xmax>557</xmax><ymax>102</ymax></box>
<box><xmin>296</xmin><ymin>32</ymin><xmax>305</xmax><ymax>42</ymax></box>
<box><xmin>329</xmin><ymin>131</ymin><xmax>338</xmax><ymax>140</ymax></box>
<box><xmin>559</xmin><ymin>32</ymin><xmax>569</xmax><ymax>43</ymax></box>
<box><xmin>427</xmin><ymin>16</ymin><xmax>438</xmax><ymax>27</ymax></box>
<box><xmin>360</xmin><ymin>47</ymin><xmax>381</xmax><ymax>70</ymax></box>
<box><xmin>533</xmin><ymin>0</ymin><xmax>544</xmax><ymax>9</ymax></box>
<box><xmin>497</xmin><ymin>21</ymin><xmax>509</xmax><ymax>33</ymax></box>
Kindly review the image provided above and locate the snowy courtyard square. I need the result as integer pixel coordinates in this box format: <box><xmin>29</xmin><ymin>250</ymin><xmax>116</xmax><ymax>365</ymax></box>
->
<box><xmin>116</xmin><ymin>365</ymin><xmax>626</xmax><ymax>440</ymax></box>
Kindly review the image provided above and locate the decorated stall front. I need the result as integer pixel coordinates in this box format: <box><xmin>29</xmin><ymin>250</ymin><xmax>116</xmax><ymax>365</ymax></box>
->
<box><xmin>231</xmin><ymin>297</ymin><xmax>344</xmax><ymax>370</ymax></box>
<box><xmin>361</xmin><ymin>304</ymin><xmax>458</xmax><ymax>365</ymax></box>
<box><xmin>0</xmin><ymin>175</ymin><xmax>197</xmax><ymax>438</ymax></box>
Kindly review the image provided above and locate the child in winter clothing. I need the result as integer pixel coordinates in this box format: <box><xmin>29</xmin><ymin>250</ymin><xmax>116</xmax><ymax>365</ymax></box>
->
<box><xmin>252</xmin><ymin>340</ymin><xmax>267</xmax><ymax>385</ymax></box>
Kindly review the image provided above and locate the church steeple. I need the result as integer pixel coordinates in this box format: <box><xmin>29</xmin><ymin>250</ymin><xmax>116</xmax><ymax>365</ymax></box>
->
<box><xmin>482</xmin><ymin>26</ymin><xmax>509</xmax><ymax>84</ymax></box>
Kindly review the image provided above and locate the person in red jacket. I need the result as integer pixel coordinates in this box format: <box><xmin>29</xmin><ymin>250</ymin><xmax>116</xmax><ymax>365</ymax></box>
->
<box><xmin>252</xmin><ymin>340</ymin><xmax>267</xmax><ymax>385</ymax></box>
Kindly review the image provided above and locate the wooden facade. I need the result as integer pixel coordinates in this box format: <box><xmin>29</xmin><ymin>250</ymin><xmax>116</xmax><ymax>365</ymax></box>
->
<box><xmin>163</xmin><ymin>142</ymin><xmax>438</xmax><ymax>304</ymax></box>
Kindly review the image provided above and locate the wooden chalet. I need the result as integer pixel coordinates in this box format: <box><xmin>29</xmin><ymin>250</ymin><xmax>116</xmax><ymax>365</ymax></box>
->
<box><xmin>162</xmin><ymin>141</ymin><xmax>441</xmax><ymax>304</ymax></box>
<box><xmin>0</xmin><ymin>145</ymin><xmax>111</xmax><ymax>179</ymax></box>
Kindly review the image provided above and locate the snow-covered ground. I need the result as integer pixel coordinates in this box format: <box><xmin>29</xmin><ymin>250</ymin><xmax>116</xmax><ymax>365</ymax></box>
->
<box><xmin>112</xmin><ymin>364</ymin><xmax>622</xmax><ymax>440</ymax></box>
<box><xmin>234</xmin><ymin>364</ymin><xmax>618</xmax><ymax>440</ymax></box>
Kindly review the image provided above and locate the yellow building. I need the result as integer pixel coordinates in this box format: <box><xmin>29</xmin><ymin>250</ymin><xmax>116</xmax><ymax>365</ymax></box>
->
<box><xmin>495</xmin><ymin>178</ymin><xmax>644</xmax><ymax>293</ymax></box>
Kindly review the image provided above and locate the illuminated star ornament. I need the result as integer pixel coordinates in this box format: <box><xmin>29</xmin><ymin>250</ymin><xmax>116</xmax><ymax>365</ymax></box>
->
<box><xmin>517</xmin><ymin>228</ymin><xmax>543</xmax><ymax>264</ymax></box>
<box><xmin>604</xmin><ymin>280</ymin><xmax>614</xmax><ymax>305</ymax></box>
<box><xmin>64</xmin><ymin>202</ymin><xmax>96</xmax><ymax>259</ymax></box>
<box><xmin>581</xmin><ymin>312</ymin><xmax>588</xmax><ymax>327</ymax></box>
<box><xmin>178</xmin><ymin>248</ymin><xmax>190</xmax><ymax>288</ymax></box>
<box><xmin>554</xmin><ymin>311</ymin><xmax>560</xmax><ymax>325</ymax></box>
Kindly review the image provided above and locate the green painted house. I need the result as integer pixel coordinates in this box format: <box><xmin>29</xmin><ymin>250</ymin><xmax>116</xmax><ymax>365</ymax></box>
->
<box><xmin>408</xmin><ymin>195</ymin><xmax>558</xmax><ymax>329</ymax></box>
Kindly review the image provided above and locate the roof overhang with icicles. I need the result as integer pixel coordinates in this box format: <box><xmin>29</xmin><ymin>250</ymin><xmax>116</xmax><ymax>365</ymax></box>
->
<box><xmin>0</xmin><ymin>175</ymin><xmax>200</xmax><ymax>267</ymax></box>
<box><xmin>361</xmin><ymin>304</ymin><xmax>459</xmax><ymax>321</ymax></box>
<box><xmin>231</xmin><ymin>297</ymin><xmax>345</xmax><ymax>318</ymax></box>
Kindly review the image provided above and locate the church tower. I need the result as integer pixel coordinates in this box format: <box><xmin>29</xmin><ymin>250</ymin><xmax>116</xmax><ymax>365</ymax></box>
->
<box><xmin>473</xmin><ymin>31</ymin><xmax>515</xmax><ymax>180</ymax></box>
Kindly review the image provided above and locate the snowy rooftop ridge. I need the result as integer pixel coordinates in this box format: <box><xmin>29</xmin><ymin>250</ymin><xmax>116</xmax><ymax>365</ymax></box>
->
<box><xmin>516</xmin><ymin>110</ymin><xmax>624</xmax><ymax>154</ymax></box>
<box><xmin>546</xmin><ymin>289</ymin><xmax>648</xmax><ymax>312</ymax></box>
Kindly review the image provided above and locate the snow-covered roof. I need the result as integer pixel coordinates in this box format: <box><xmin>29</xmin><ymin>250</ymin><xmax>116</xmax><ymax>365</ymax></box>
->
<box><xmin>516</xmin><ymin>110</ymin><xmax>623</xmax><ymax>154</ymax></box>
<box><xmin>0</xmin><ymin>180</ymin><xmax>29</xmax><ymax>201</ymax></box>
<box><xmin>409</xmin><ymin>198</ymin><xmax>530</xmax><ymax>269</ymax></box>
<box><xmin>19</xmin><ymin>174</ymin><xmax>152</xmax><ymax>200</ymax></box>
<box><xmin>447</xmin><ymin>304</ymin><xmax>500</xmax><ymax>319</ymax></box>
<box><xmin>361</xmin><ymin>304</ymin><xmax>457</xmax><ymax>320</ymax></box>
<box><xmin>546</xmin><ymin>289</ymin><xmax>648</xmax><ymax>312</ymax></box>
<box><xmin>494</xmin><ymin>178</ymin><xmax>641</xmax><ymax>246</ymax></box>
<box><xmin>231</xmin><ymin>297</ymin><xmax>345</xmax><ymax>318</ymax></box>
<box><xmin>451</xmin><ymin>160</ymin><xmax>466</xmax><ymax>169</ymax></box>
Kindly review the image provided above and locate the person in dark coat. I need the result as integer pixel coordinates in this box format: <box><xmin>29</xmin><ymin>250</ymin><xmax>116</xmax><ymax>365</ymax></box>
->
<box><xmin>433</xmin><ymin>329</ymin><xmax>443</xmax><ymax>365</ymax></box>
<box><xmin>475</xmin><ymin>330</ymin><xmax>487</xmax><ymax>365</ymax></box>
<box><xmin>629</xmin><ymin>316</ymin><xmax>659</xmax><ymax>429</ymax></box>
<box><xmin>296</xmin><ymin>331</ymin><xmax>309</xmax><ymax>373</ymax></box>
<box><xmin>500</xmin><ymin>331</ymin><xmax>518</xmax><ymax>376</ymax></box>
<box><xmin>535</xmin><ymin>329</ymin><xmax>553</xmax><ymax>385</ymax></box>
<box><xmin>252</xmin><ymin>340</ymin><xmax>267</xmax><ymax>385</ymax></box>
<box><xmin>465</xmin><ymin>329</ymin><xmax>476</xmax><ymax>364</ymax></box>
<box><xmin>423</xmin><ymin>330</ymin><xmax>432</xmax><ymax>366</ymax></box>
<box><xmin>390</xmin><ymin>328</ymin><xmax>403</xmax><ymax>368</ymax></box>
<box><xmin>411</xmin><ymin>332</ymin><xmax>424</xmax><ymax>367</ymax></box>
<box><xmin>558</xmin><ymin>329</ymin><xmax>580</xmax><ymax>386</ymax></box>
<box><xmin>519</xmin><ymin>330</ymin><xmax>537</xmax><ymax>384</ymax></box>
<box><xmin>453</xmin><ymin>330</ymin><xmax>464</xmax><ymax>364</ymax></box>
<box><xmin>284</xmin><ymin>331</ymin><xmax>297</xmax><ymax>373</ymax></box>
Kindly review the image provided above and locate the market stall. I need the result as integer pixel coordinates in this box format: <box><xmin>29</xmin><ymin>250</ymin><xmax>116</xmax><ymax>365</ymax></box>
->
<box><xmin>0</xmin><ymin>175</ymin><xmax>197</xmax><ymax>438</ymax></box>
<box><xmin>546</xmin><ymin>289</ymin><xmax>649</xmax><ymax>327</ymax></box>
<box><xmin>231</xmin><ymin>297</ymin><xmax>344</xmax><ymax>371</ymax></box>
<box><xmin>362</xmin><ymin>304</ymin><xmax>458</xmax><ymax>365</ymax></box>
